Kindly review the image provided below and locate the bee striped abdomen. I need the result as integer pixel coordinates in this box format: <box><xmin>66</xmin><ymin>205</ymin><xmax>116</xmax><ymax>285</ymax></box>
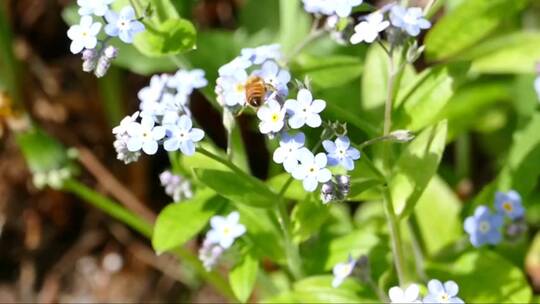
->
<box><xmin>245</xmin><ymin>76</ymin><xmax>267</xmax><ymax>107</ymax></box>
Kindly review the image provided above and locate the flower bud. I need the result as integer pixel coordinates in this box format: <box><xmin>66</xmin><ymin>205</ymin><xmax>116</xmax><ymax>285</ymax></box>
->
<box><xmin>81</xmin><ymin>48</ymin><xmax>98</xmax><ymax>72</ymax></box>
<box><xmin>94</xmin><ymin>46</ymin><xmax>118</xmax><ymax>78</ymax></box>
<box><xmin>390</xmin><ymin>130</ymin><xmax>415</xmax><ymax>142</ymax></box>
<box><xmin>335</xmin><ymin>174</ymin><xmax>351</xmax><ymax>198</ymax></box>
<box><xmin>320</xmin><ymin>181</ymin><xmax>336</xmax><ymax>204</ymax></box>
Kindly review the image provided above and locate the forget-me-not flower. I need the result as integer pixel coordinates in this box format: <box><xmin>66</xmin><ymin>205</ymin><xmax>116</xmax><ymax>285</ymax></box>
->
<box><xmin>494</xmin><ymin>190</ymin><xmax>525</xmax><ymax>220</ymax></box>
<box><xmin>241</xmin><ymin>44</ymin><xmax>282</xmax><ymax>65</ymax></box>
<box><xmin>126</xmin><ymin>115</ymin><xmax>165</xmax><ymax>155</ymax></box>
<box><xmin>390</xmin><ymin>5</ymin><xmax>431</xmax><ymax>37</ymax></box>
<box><xmin>257</xmin><ymin>99</ymin><xmax>286</xmax><ymax>134</ymax></box>
<box><xmin>285</xmin><ymin>89</ymin><xmax>326</xmax><ymax>129</ymax></box>
<box><xmin>423</xmin><ymin>279</ymin><xmax>464</xmax><ymax>304</ymax></box>
<box><xmin>113</xmin><ymin>111</ymin><xmax>140</xmax><ymax>135</ymax></box>
<box><xmin>163</xmin><ymin>115</ymin><xmax>205</xmax><ymax>155</ymax></box>
<box><xmin>206</xmin><ymin>211</ymin><xmax>246</xmax><ymax>249</ymax></box>
<box><xmin>77</xmin><ymin>0</ymin><xmax>114</xmax><ymax>16</ymax></box>
<box><xmin>331</xmin><ymin>255</ymin><xmax>356</xmax><ymax>288</ymax></box>
<box><xmin>138</xmin><ymin>74</ymin><xmax>169</xmax><ymax>105</ymax></box>
<box><xmin>273</xmin><ymin>132</ymin><xmax>310</xmax><ymax>173</ymax></box>
<box><xmin>67</xmin><ymin>16</ymin><xmax>102</xmax><ymax>54</ymax></box>
<box><xmin>323</xmin><ymin>136</ymin><xmax>361</xmax><ymax>171</ymax></box>
<box><xmin>167</xmin><ymin>69</ymin><xmax>208</xmax><ymax>95</ymax></box>
<box><xmin>105</xmin><ymin>6</ymin><xmax>145</xmax><ymax>43</ymax></box>
<box><xmin>332</xmin><ymin>0</ymin><xmax>363</xmax><ymax>18</ymax></box>
<box><xmin>388</xmin><ymin>284</ymin><xmax>421</xmax><ymax>304</ymax></box>
<box><xmin>350</xmin><ymin>12</ymin><xmax>390</xmax><ymax>44</ymax></box>
<box><xmin>253</xmin><ymin>61</ymin><xmax>291</xmax><ymax>97</ymax></box>
<box><xmin>292</xmin><ymin>150</ymin><xmax>332</xmax><ymax>192</ymax></box>
<box><xmin>219</xmin><ymin>69</ymin><xmax>249</xmax><ymax>107</ymax></box>
<box><xmin>218</xmin><ymin>56</ymin><xmax>252</xmax><ymax>77</ymax></box>
<box><xmin>464</xmin><ymin>205</ymin><xmax>504</xmax><ymax>247</ymax></box>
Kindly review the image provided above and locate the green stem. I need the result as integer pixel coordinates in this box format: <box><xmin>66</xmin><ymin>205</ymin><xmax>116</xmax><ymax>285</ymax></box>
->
<box><xmin>0</xmin><ymin>3</ymin><xmax>21</xmax><ymax>105</ymax></box>
<box><xmin>381</xmin><ymin>46</ymin><xmax>409</xmax><ymax>286</ymax></box>
<box><xmin>63</xmin><ymin>179</ymin><xmax>153</xmax><ymax>238</ymax></box>
<box><xmin>408</xmin><ymin>214</ymin><xmax>428</xmax><ymax>281</ymax></box>
<box><xmin>382</xmin><ymin>187</ymin><xmax>407</xmax><ymax>285</ymax></box>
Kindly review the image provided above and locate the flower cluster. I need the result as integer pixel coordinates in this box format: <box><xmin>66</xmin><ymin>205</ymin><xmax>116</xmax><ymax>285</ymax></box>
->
<box><xmin>67</xmin><ymin>1</ymin><xmax>145</xmax><ymax>77</ymax></box>
<box><xmin>159</xmin><ymin>170</ymin><xmax>193</xmax><ymax>202</ymax></box>
<box><xmin>112</xmin><ymin>69</ymin><xmax>207</xmax><ymax>164</ymax></box>
<box><xmin>199</xmin><ymin>212</ymin><xmax>246</xmax><ymax>271</ymax></box>
<box><xmin>464</xmin><ymin>190</ymin><xmax>525</xmax><ymax>247</ymax></box>
<box><xmin>215</xmin><ymin>44</ymin><xmax>288</xmax><ymax>110</ymax></box>
<box><xmin>320</xmin><ymin>174</ymin><xmax>351</xmax><ymax>204</ymax></box>
<box><xmin>389</xmin><ymin>280</ymin><xmax>464</xmax><ymax>304</ymax></box>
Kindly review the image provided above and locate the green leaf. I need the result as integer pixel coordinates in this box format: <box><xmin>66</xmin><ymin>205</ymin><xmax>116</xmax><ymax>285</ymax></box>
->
<box><xmin>497</xmin><ymin>113</ymin><xmax>540</xmax><ymax>196</ymax></box>
<box><xmin>426</xmin><ymin>250</ymin><xmax>532</xmax><ymax>303</ymax></box>
<box><xmin>229</xmin><ymin>253</ymin><xmax>259</xmax><ymax>303</ymax></box>
<box><xmin>394</xmin><ymin>67</ymin><xmax>458</xmax><ymax>132</ymax></box>
<box><xmin>414</xmin><ymin>176</ymin><xmax>463</xmax><ymax>257</ymax></box>
<box><xmin>134</xmin><ymin>18</ymin><xmax>196</xmax><ymax>57</ymax></box>
<box><xmin>152</xmin><ymin>190</ymin><xmax>226</xmax><ymax>253</ymax></box>
<box><xmin>465</xmin><ymin>32</ymin><xmax>540</xmax><ymax>74</ymax></box>
<box><xmin>16</xmin><ymin>128</ymin><xmax>69</xmax><ymax>173</ymax></box>
<box><xmin>266</xmin><ymin>276</ymin><xmax>378</xmax><ymax>303</ymax></box>
<box><xmin>236</xmin><ymin>205</ymin><xmax>285</xmax><ymax>264</ymax></box>
<box><xmin>390</xmin><ymin>120</ymin><xmax>448</xmax><ymax>218</ymax></box>
<box><xmin>193</xmin><ymin>169</ymin><xmax>278</xmax><ymax>208</ymax></box>
<box><xmin>291</xmin><ymin>196</ymin><xmax>330</xmax><ymax>243</ymax></box>
<box><xmin>425</xmin><ymin>0</ymin><xmax>529</xmax><ymax>60</ymax></box>
<box><xmin>292</xmin><ymin>54</ymin><xmax>364</xmax><ymax>89</ymax></box>
<box><xmin>194</xmin><ymin>169</ymin><xmax>279</xmax><ymax>208</ymax></box>
<box><xmin>302</xmin><ymin>228</ymin><xmax>380</xmax><ymax>274</ymax></box>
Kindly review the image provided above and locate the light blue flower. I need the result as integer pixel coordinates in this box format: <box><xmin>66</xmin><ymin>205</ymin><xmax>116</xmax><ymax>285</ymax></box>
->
<box><xmin>105</xmin><ymin>6</ymin><xmax>145</xmax><ymax>43</ymax></box>
<box><xmin>257</xmin><ymin>99</ymin><xmax>286</xmax><ymax>134</ymax></box>
<box><xmin>67</xmin><ymin>16</ymin><xmax>102</xmax><ymax>54</ymax></box>
<box><xmin>241</xmin><ymin>44</ymin><xmax>282</xmax><ymax>65</ymax></box>
<box><xmin>138</xmin><ymin>74</ymin><xmax>169</xmax><ymax>105</ymax></box>
<box><xmin>218</xmin><ymin>69</ymin><xmax>249</xmax><ymax>107</ymax></box>
<box><xmin>464</xmin><ymin>205</ymin><xmax>504</xmax><ymax>247</ymax></box>
<box><xmin>77</xmin><ymin>0</ymin><xmax>114</xmax><ymax>16</ymax></box>
<box><xmin>302</xmin><ymin>0</ymin><xmax>362</xmax><ymax>17</ymax></box>
<box><xmin>332</xmin><ymin>255</ymin><xmax>356</xmax><ymax>288</ymax></box>
<box><xmin>284</xmin><ymin>89</ymin><xmax>326</xmax><ymax>129</ymax></box>
<box><xmin>423</xmin><ymin>279</ymin><xmax>464</xmax><ymax>304</ymax></box>
<box><xmin>273</xmin><ymin>132</ymin><xmax>309</xmax><ymax>173</ymax></box>
<box><xmin>323</xmin><ymin>136</ymin><xmax>361</xmax><ymax>171</ymax></box>
<box><xmin>292</xmin><ymin>150</ymin><xmax>332</xmax><ymax>192</ymax></box>
<box><xmin>333</xmin><ymin>0</ymin><xmax>363</xmax><ymax>18</ymax></box>
<box><xmin>253</xmin><ymin>60</ymin><xmax>291</xmax><ymax>97</ymax></box>
<box><xmin>350</xmin><ymin>12</ymin><xmax>390</xmax><ymax>44</ymax></box>
<box><xmin>126</xmin><ymin>115</ymin><xmax>165</xmax><ymax>155</ymax></box>
<box><xmin>494</xmin><ymin>190</ymin><xmax>525</xmax><ymax>220</ymax></box>
<box><xmin>167</xmin><ymin>69</ymin><xmax>208</xmax><ymax>95</ymax></box>
<box><xmin>163</xmin><ymin>115</ymin><xmax>205</xmax><ymax>156</ymax></box>
<box><xmin>207</xmin><ymin>211</ymin><xmax>246</xmax><ymax>249</ymax></box>
<box><xmin>390</xmin><ymin>5</ymin><xmax>431</xmax><ymax>37</ymax></box>
<box><xmin>218</xmin><ymin>56</ymin><xmax>252</xmax><ymax>77</ymax></box>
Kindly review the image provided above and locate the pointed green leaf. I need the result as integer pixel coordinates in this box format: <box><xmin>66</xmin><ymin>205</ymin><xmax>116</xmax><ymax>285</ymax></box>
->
<box><xmin>193</xmin><ymin>169</ymin><xmax>278</xmax><ymax>208</ymax></box>
<box><xmin>152</xmin><ymin>189</ymin><xmax>226</xmax><ymax>253</ymax></box>
<box><xmin>390</xmin><ymin>120</ymin><xmax>448</xmax><ymax>218</ymax></box>
<box><xmin>229</xmin><ymin>253</ymin><xmax>259</xmax><ymax>303</ymax></box>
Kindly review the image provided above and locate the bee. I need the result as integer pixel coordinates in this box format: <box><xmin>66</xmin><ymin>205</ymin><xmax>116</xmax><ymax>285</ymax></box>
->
<box><xmin>245</xmin><ymin>76</ymin><xmax>275</xmax><ymax>108</ymax></box>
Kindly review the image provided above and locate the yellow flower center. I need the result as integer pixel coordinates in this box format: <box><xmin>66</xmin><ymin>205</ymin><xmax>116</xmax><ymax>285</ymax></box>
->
<box><xmin>235</xmin><ymin>83</ymin><xmax>245</xmax><ymax>93</ymax></box>
<box><xmin>223</xmin><ymin>227</ymin><xmax>231</xmax><ymax>236</ymax></box>
<box><xmin>439</xmin><ymin>293</ymin><xmax>449</xmax><ymax>303</ymax></box>
<box><xmin>271</xmin><ymin>113</ymin><xmax>280</xmax><ymax>122</ymax></box>
<box><xmin>503</xmin><ymin>201</ymin><xmax>513</xmax><ymax>212</ymax></box>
